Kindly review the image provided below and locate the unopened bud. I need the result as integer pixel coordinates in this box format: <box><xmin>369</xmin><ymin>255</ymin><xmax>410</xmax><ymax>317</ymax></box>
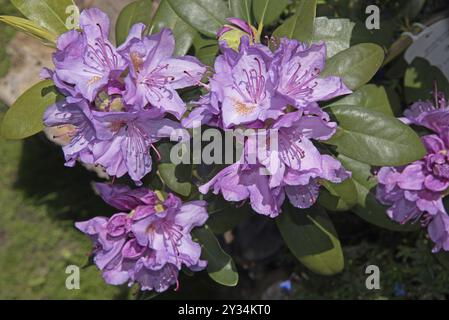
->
<box><xmin>217</xmin><ymin>18</ymin><xmax>260</xmax><ymax>51</ymax></box>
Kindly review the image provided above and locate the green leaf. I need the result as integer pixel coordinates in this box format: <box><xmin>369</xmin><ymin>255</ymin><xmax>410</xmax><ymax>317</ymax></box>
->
<box><xmin>11</xmin><ymin>0</ymin><xmax>77</xmax><ymax>35</ymax></box>
<box><xmin>318</xmin><ymin>179</ymin><xmax>357</xmax><ymax>211</ymax></box>
<box><xmin>329</xmin><ymin>84</ymin><xmax>396</xmax><ymax>116</ymax></box>
<box><xmin>311</xmin><ymin>17</ymin><xmax>355</xmax><ymax>58</ymax></box>
<box><xmin>273</xmin><ymin>0</ymin><xmax>317</xmax><ymax>42</ymax></box>
<box><xmin>1</xmin><ymin>80</ymin><xmax>62</xmax><ymax>140</ymax></box>
<box><xmin>196</xmin><ymin>43</ymin><xmax>219</xmax><ymax>66</ymax></box>
<box><xmin>151</xmin><ymin>0</ymin><xmax>197</xmax><ymax>56</ymax></box>
<box><xmin>158</xmin><ymin>163</ymin><xmax>192</xmax><ymax>197</ymax></box>
<box><xmin>229</xmin><ymin>0</ymin><xmax>252</xmax><ymax>23</ymax></box>
<box><xmin>0</xmin><ymin>15</ymin><xmax>57</xmax><ymax>44</ymax></box>
<box><xmin>193</xmin><ymin>225</ymin><xmax>239</xmax><ymax>286</ymax></box>
<box><xmin>166</xmin><ymin>0</ymin><xmax>230</xmax><ymax>38</ymax></box>
<box><xmin>321</xmin><ymin>43</ymin><xmax>384</xmax><ymax>90</ymax></box>
<box><xmin>350</xmin><ymin>19</ymin><xmax>396</xmax><ymax>49</ymax></box>
<box><xmin>435</xmin><ymin>250</ymin><xmax>449</xmax><ymax>271</ymax></box>
<box><xmin>337</xmin><ymin>155</ymin><xmax>376</xmax><ymax>207</ymax></box>
<box><xmin>115</xmin><ymin>0</ymin><xmax>152</xmax><ymax>46</ymax></box>
<box><xmin>252</xmin><ymin>0</ymin><xmax>289</xmax><ymax>26</ymax></box>
<box><xmin>137</xmin><ymin>291</ymin><xmax>159</xmax><ymax>300</ymax></box>
<box><xmin>207</xmin><ymin>203</ymin><xmax>251</xmax><ymax>234</ymax></box>
<box><xmin>193</xmin><ymin>35</ymin><xmax>218</xmax><ymax>66</ymax></box>
<box><xmin>399</xmin><ymin>0</ymin><xmax>426</xmax><ymax>21</ymax></box>
<box><xmin>325</xmin><ymin>105</ymin><xmax>425</xmax><ymax>166</ymax></box>
<box><xmin>277</xmin><ymin>206</ymin><xmax>344</xmax><ymax>275</ymax></box>
<box><xmin>338</xmin><ymin>155</ymin><xmax>419</xmax><ymax>232</ymax></box>
<box><xmin>404</xmin><ymin>57</ymin><xmax>449</xmax><ymax>105</ymax></box>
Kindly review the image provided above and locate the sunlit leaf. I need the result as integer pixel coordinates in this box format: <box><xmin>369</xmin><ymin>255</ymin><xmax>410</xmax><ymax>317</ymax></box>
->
<box><xmin>321</xmin><ymin>43</ymin><xmax>384</xmax><ymax>90</ymax></box>
<box><xmin>277</xmin><ymin>205</ymin><xmax>344</xmax><ymax>275</ymax></box>
<box><xmin>0</xmin><ymin>15</ymin><xmax>57</xmax><ymax>44</ymax></box>
<box><xmin>11</xmin><ymin>0</ymin><xmax>77</xmax><ymax>35</ymax></box>
<box><xmin>1</xmin><ymin>80</ymin><xmax>62</xmax><ymax>140</ymax></box>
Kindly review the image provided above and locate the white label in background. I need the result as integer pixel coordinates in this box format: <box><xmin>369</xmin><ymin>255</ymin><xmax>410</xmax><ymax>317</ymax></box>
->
<box><xmin>405</xmin><ymin>18</ymin><xmax>449</xmax><ymax>81</ymax></box>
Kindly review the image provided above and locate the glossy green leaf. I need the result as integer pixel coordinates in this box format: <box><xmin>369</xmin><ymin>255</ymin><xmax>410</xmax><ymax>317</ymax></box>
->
<box><xmin>311</xmin><ymin>17</ymin><xmax>355</xmax><ymax>58</ymax></box>
<box><xmin>0</xmin><ymin>15</ymin><xmax>57</xmax><ymax>44</ymax></box>
<box><xmin>158</xmin><ymin>163</ymin><xmax>192</xmax><ymax>197</ymax></box>
<box><xmin>325</xmin><ymin>105</ymin><xmax>425</xmax><ymax>166</ymax></box>
<box><xmin>229</xmin><ymin>0</ymin><xmax>252</xmax><ymax>23</ymax></box>
<box><xmin>151</xmin><ymin>0</ymin><xmax>197</xmax><ymax>56</ymax></box>
<box><xmin>318</xmin><ymin>179</ymin><xmax>358</xmax><ymax>211</ymax></box>
<box><xmin>338</xmin><ymin>154</ymin><xmax>376</xmax><ymax>207</ymax></box>
<box><xmin>11</xmin><ymin>0</ymin><xmax>77</xmax><ymax>35</ymax></box>
<box><xmin>273</xmin><ymin>0</ymin><xmax>317</xmax><ymax>41</ymax></box>
<box><xmin>166</xmin><ymin>0</ymin><xmax>230</xmax><ymax>37</ymax></box>
<box><xmin>115</xmin><ymin>0</ymin><xmax>152</xmax><ymax>46</ymax></box>
<box><xmin>277</xmin><ymin>206</ymin><xmax>344</xmax><ymax>275</ymax></box>
<box><xmin>1</xmin><ymin>80</ymin><xmax>62</xmax><ymax>140</ymax></box>
<box><xmin>193</xmin><ymin>225</ymin><xmax>239</xmax><ymax>286</ymax></box>
<box><xmin>329</xmin><ymin>84</ymin><xmax>396</xmax><ymax>116</ymax></box>
<box><xmin>338</xmin><ymin>155</ymin><xmax>419</xmax><ymax>232</ymax></box>
<box><xmin>321</xmin><ymin>43</ymin><xmax>384</xmax><ymax>90</ymax></box>
<box><xmin>252</xmin><ymin>0</ymin><xmax>289</xmax><ymax>26</ymax></box>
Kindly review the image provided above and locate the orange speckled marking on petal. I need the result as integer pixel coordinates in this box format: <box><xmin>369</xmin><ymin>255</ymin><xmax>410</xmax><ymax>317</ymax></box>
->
<box><xmin>88</xmin><ymin>75</ymin><xmax>102</xmax><ymax>86</ymax></box>
<box><xmin>233</xmin><ymin>99</ymin><xmax>256</xmax><ymax>116</ymax></box>
<box><xmin>130</xmin><ymin>51</ymin><xmax>143</xmax><ymax>72</ymax></box>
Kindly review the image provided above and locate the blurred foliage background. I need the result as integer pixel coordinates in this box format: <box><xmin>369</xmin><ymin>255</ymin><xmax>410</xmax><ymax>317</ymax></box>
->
<box><xmin>0</xmin><ymin>0</ymin><xmax>449</xmax><ymax>299</ymax></box>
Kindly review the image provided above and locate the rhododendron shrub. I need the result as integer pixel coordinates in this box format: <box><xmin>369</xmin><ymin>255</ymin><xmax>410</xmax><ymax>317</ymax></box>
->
<box><xmin>2</xmin><ymin>0</ymin><xmax>439</xmax><ymax>296</ymax></box>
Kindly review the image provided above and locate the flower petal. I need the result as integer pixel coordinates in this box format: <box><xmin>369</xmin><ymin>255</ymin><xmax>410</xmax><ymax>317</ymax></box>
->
<box><xmin>285</xmin><ymin>179</ymin><xmax>320</xmax><ymax>209</ymax></box>
<box><xmin>160</xmin><ymin>56</ymin><xmax>206</xmax><ymax>89</ymax></box>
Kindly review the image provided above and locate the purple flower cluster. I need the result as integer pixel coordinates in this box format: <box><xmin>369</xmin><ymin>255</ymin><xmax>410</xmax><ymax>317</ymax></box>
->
<box><xmin>184</xmin><ymin>30</ymin><xmax>351</xmax><ymax>217</ymax></box>
<box><xmin>76</xmin><ymin>183</ymin><xmax>208</xmax><ymax>292</ymax></box>
<box><xmin>43</xmin><ymin>8</ymin><xmax>205</xmax><ymax>185</ymax></box>
<box><xmin>377</xmin><ymin>92</ymin><xmax>449</xmax><ymax>252</ymax></box>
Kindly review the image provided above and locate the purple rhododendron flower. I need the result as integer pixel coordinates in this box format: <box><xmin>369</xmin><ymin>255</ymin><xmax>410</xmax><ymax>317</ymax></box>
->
<box><xmin>90</xmin><ymin>110</ymin><xmax>188</xmax><ymax>183</ymax></box>
<box><xmin>216</xmin><ymin>37</ymin><xmax>285</xmax><ymax>128</ymax></box>
<box><xmin>44</xmin><ymin>100</ymin><xmax>187</xmax><ymax>185</ymax></box>
<box><xmin>43</xmin><ymin>99</ymin><xmax>96</xmax><ymax>166</ymax></box>
<box><xmin>183</xmin><ymin>36</ymin><xmax>350</xmax><ymax>129</ymax></box>
<box><xmin>76</xmin><ymin>183</ymin><xmax>208</xmax><ymax>292</ymax></box>
<box><xmin>272</xmin><ymin>38</ymin><xmax>351</xmax><ymax>108</ymax></box>
<box><xmin>377</xmin><ymin>92</ymin><xmax>449</xmax><ymax>252</ymax></box>
<box><xmin>119</xmin><ymin>24</ymin><xmax>206</xmax><ymax>119</ymax></box>
<box><xmin>403</xmin><ymin>91</ymin><xmax>449</xmax><ymax>133</ymax></box>
<box><xmin>189</xmin><ymin>35</ymin><xmax>351</xmax><ymax>217</ymax></box>
<box><xmin>200</xmin><ymin>106</ymin><xmax>350</xmax><ymax>217</ymax></box>
<box><xmin>43</xmin><ymin>8</ymin><xmax>204</xmax><ymax>184</ymax></box>
<box><xmin>51</xmin><ymin>8</ymin><xmax>126</xmax><ymax>102</ymax></box>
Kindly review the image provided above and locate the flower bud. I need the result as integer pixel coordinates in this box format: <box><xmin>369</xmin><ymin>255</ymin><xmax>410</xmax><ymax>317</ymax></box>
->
<box><xmin>217</xmin><ymin>18</ymin><xmax>260</xmax><ymax>51</ymax></box>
